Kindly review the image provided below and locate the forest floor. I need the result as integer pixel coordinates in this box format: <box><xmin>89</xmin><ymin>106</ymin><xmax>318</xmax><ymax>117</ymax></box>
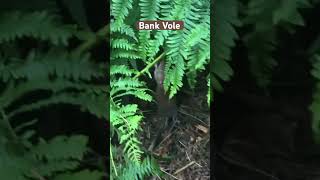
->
<box><xmin>142</xmin><ymin>90</ymin><xmax>210</xmax><ymax>180</ymax></box>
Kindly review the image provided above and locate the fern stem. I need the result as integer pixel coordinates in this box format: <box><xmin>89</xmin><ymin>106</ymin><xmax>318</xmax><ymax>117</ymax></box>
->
<box><xmin>0</xmin><ymin>109</ymin><xmax>25</xmax><ymax>155</ymax></box>
<box><xmin>0</xmin><ymin>109</ymin><xmax>19</xmax><ymax>142</ymax></box>
<box><xmin>75</xmin><ymin>24</ymin><xmax>110</xmax><ymax>54</ymax></box>
<box><xmin>110</xmin><ymin>144</ymin><xmax>118</xmax><ymax>177</ymax></box>
<box><xmin>133</xmin><ymin>52</ymin><xmax>166</xmax><ymax>79</ymax></box>
<box><xmin>30</xmin><ymin>169</ymin><xmax>46</xmax><ymax>180</ymax></box>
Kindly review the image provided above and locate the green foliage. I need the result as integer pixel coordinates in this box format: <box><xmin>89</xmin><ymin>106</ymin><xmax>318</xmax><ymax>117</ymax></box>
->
<box><xmin>0</xmin><ymin>1</ymin><xmax>107</xmax><ymax>180</ymax></box>
<box><xmin>212</xmin><ymin>0</ymin><xmax>312</xmax><ymax>91</ymax></box>
<box><xmin>212</xmin><ymin>0</ymin><xmax>240</xmax><ymax>92</ymax></box>
<box><xmin>0</xmin><ymin>11</ymin><xmax>76</xmax><ymax>45</ymax></box>
<box><xmin>0</xmin><ymin>135</ymin><xmax>102</xmax><ymax>180</ymax></box>
<box><xmin>53</xmin><ymin>170</ymin><xmax>104</xmax><ymax>180</ymax></box>
<box><xmin>310</xmin><ymin>55</ymin><xmax>320</xmax><ymax>143</ymax></box>
<box><xmin>244</xmin><ymin>0</ymin><xmax>311</xmax><ymax>88</ymax></box>
<box><xmin>117</xmin><ymin>156</ymin><xmax>161</xmax><ymax>180</ymax></box>
<box><xmin>213</xmin><ymin>0</ymin><xmax>320</xmax><ymax>144</ymax></box>
<box><xmin>111</xmin><ymin>0</ymin><xmax>210</xmax><ymax>178</ymax></box>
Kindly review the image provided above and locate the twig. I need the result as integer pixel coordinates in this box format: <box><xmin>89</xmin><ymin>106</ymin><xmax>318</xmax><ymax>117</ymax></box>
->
<box><xmin>161</xmin><ymin>168</ymin><xmax>180</xmax><ymax>180</ymax></box>
<box><xmin>194</xmin><ymin>161</ymin><xmax>203</xmax><ymax>168</ymax></box>
<box><xmin>110</xmin><ymin>144</ymin><xmax>118</xmax><ymax>177</ymax></box>
<box><xmin>0</xmin><ymin>109</ymin><xmax>18</xmax><ymax>141</ymax></box>
<box><xmin>133</xmin><ymin>52</ymin><xmax>166</xmax><ymax>79</ymax></box>
<box><xmin>174</xmin><ymin>161</ymin><xmax>195</xmax><ymax>175</ymax></box>
<box><xmin>178</xmin><ymin>109</ymin><xmax>207</xmax><ymax>125</ymax></box>
<box><xmin>75</xmin><ymin>24</ymin><xmax>110</xmax><ymax>54</ymax></box>
<box><xmin>185</xmin><ymin>151</ymin><xmax>191</xmax><ymax>161</ymax></box>
<box><xmin>157</xmin><ymin>132</ymin><xmax>172</xmax><ymax>147</ymax></box>
<box><xmin>30</xmin><ymin>169</ymin><xmax>46</xmax><ymax>180</ymax></box>
<box><xmin>178</xmin><ymin>140</ymin><xmax>187</xmax><ymax>149</ymax></box>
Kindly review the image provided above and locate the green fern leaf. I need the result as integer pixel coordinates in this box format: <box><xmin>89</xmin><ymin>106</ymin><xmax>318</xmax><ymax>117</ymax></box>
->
<box><xmin>0</xmin><ymin>11</ymin><xmax>76</xmax><ymax>45</ymax></box>
<box><xmin>139</xmin><ymin>0</ymin><xmax>161</xmax><ymax>20</ymax></box>
<box><xmin>111</xmin><ymin>0</ymin><xmax>133</xmax><ymax>26</ymax></box>
<box><xmin>212</xmin><ymin>0</ymin><xmax>239</xmax><ymax>91</ymax></box>
<box><xmin>53</xmin><ymin>170</ymin><xmax>104</xmax><ymax>180</ymax></box>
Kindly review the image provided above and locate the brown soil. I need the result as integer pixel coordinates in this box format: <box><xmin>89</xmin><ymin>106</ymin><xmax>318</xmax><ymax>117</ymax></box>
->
<box><xmin>142</xmin><ymin>91</ymin><xmax>210</xmax><ymax>180</ymax></box>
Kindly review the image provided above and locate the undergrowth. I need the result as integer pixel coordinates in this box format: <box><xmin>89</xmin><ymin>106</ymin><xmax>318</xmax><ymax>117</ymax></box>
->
<box><xmin>213</xmin><ymin>0</ymin><xmax>320</xmax><ymax>143</ymax></box>
<box><xmin>0</xmin><ymin>1</ymin><xmax>107</xmax><ymax>179</ymax></box>
<box><xmin>110</xmin><ymin>0</ymin><xmax>210</xmax><ymax>179</ymax></box>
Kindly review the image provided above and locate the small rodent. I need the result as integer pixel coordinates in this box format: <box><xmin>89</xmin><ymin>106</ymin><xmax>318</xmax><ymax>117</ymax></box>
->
<box><xmin>154</xmin><ymin>61</ymin><xmax>177</xmax><ymax>118</ymax></box>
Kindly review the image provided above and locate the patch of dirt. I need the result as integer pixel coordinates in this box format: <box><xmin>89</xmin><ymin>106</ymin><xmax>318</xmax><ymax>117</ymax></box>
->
<box><xmin>142</xmin><ymin>91</ymin><xmax>210</xmax><ymax>179</ymax></box>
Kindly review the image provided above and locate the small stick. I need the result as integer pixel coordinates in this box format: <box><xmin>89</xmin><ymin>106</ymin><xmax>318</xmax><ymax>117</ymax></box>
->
<box><xmin>161</xmin><ymin>168</ymin><xmax>180</xmax><ymax>180</ymax></box>
<box><xmin>194</xmin><ymin>161</ymin><xmax>203</xmax><ymax>168</ymax></box>
<box><xmin>178</xmin><ymin>109</ymin><xmax>207</xmax><ymax>125</ymax></box>
<box><xmin>174</xmin><ymin>161</ymin><xmax>195</xmax><ymax>175</ymax></box>
<box><xmin>185</xmin><ymin>151</ymin><xmax>191</xmax><ymax>161</ymax></box>
<box><xmin>217</xmin><ymin>152</ymin><xmax>280</xmax><ymax>180</ymax></box>
<box><xmin>157</xmin><ymin>132</ymin><xmax>172</xmax><ymax>147</ymax></box>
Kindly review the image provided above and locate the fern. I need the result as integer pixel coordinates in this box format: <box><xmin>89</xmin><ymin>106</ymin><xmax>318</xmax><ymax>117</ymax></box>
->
<box><xmin>244</xmin><ymin>0</ymin><xmax>311</xmax><ymax>88</ymax></box>
<box><xmin>110</xmin><ymin>0</ymin><xmax>210</xmax><ymax>179</ymax></box>
<box><xmin>110</xmin><ymin>69</ymin><xmax>152</xmax><ymax>163</ymax></box>
<box><xmin>0</xmin><ymin>50</ymin><xmax>105</xmax><ymax>82</ymax></box>
<box><xmin>273</xmin><ymin>0</ymin><xmax>311</xmax><ymax>26</ymax></box>
<box><xmin>0</xmin><ymin>134</ymin><xmax>91</xmax><ymax>180</ymax></box>
<box><xmin>0</xmin><ymin>11</ymin><xmax>76</xmax><ymax>45</ymax></box>
<box><xmin>53</xmin><ymin>170</ymin><xmax>104</xmax><ymax>180</ymax></box>
<box><xmin>310</xmin><ymin>55</ymin><xmax>320</xmax><ymax>143</ymax></box>
<box><xmin>212</xmin><ymin>0</ymin><xmax>240</xmax><ymax>91</ymax></box>
<box><xmin>245</xmin><ymin>31</ymin><xmax>277</xmax><ymax>88</ymax></box>
<box><xmin>139</xmin><ymin>0</ymin><xmax>160</xmax><ymax>20</ymax></box>
<box><xmin>0</xmin><ymin>4</ymin><xmax>107</xmax><ymax>180</ymax></box>
<box><xmin>117</xmin><ymin>156</ymin><xmax>161</xmax><ymax>180</ymax></box>
<box><xmin>111</xmin><ymin>0</ymin><xmax>134</xmax><ymax>27</ymax></box>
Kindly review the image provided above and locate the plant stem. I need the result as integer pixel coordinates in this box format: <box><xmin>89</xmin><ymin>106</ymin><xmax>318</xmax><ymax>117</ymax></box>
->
<box><xmin>110</xmin><ymin>144</ymin><xmax>118</xmax><ymax>177</ymax></box>
<box><xmin>0</xmin><ymin>109</ymin><xmax>25</xmax><ymax>155</ymax></box>
<box><xmin>0</xmin><ymin>109</ymin><xmax>18</xmax><ymax>142</ymax></box>
<box><xmin>75</xmin><ymin>24</ymin><xmax>110</xmax><ymax>54</ymax></box>
<box><xmin>133</xmin><ymin>52</ymin><xmax>166</xmax><ymax>79</ymax></box>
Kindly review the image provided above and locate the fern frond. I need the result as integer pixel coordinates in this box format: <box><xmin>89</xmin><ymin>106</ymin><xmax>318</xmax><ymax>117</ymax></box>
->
<box><xmin>111</xmin><ymin>49</ymin><xmax>142</xmax><ymax>60</ymax></box>
<box><xmin>273</xmin><ymin>0</ymin><xmax>311</xmax><ymax>26</ymax></box>
<box><xmin>111</xmin><ymin>0</ymin><xmax>133</xmax><ymax>26</ymax></box>
<box><xmin>162</xmin><ymin>0</ymin><xmax>209</xmax><ymax>97</ymax></box>
<box><xmin>0</xmin><ymin>50</ymin><xmax>105</xmax><ymax>82</ymax></box>
<box><xmin>110</xmin><ymin>64</ymin><xmax>152</xmax><ymax>163</ymax></box>
<box><xmin>111</xmin><ymin>24</ymin><xmax>137</xmax><ymax>41</ymax></box>
<box><xmin>163</xmin><ymin>55</ymin><xmax>185</xmax><ymax>98</ymax></box>
<box><xmin>8</xmin><ymin>90</ymin><xmax>107</xmax><ymax>119</ymax></box>
<box><xmin>32</xmin><ymin>135</ymin><xmax>88</xmax><ymax>160</ymax></box>
<box><xmin>0</xmin><ymin>135</ymin><xmax>90</xmax><ymax>179</ymax></box>
<box><xmin>112</xmin><ymin>39</ymin><xmax>136</xmax><ymax>50</ymax></box>
<box><xmin>246</xmin><ymin>31</ymin><xmax>277</xmax><ymax>88</ymax></box>
<box><xmin>212</xmin><ymin>0</ymin><xmax>239</xmax><ymax>91</ymax></box>
<box><xmin>111</xmin><ymin>65</ymin><xmax>136</xmax><ymax>76</ymax></box>
<box><xmin>53</xmin><ymin>170</ymin><xmax>104</xmax><ymax>180</ymax></box>
<box><xmin>0</xmin><ymin>79</ymin><xmax>105</xmax><ymax>109</ymax></box>
<box><xmin>139</xmin><ymin>0</ymin><xmax>161</xmax><ymax>20</ymax></box>
<box><xmin>138</xmin><ymin>31</ymin><xmax>152</xmax><ymax>60</ymax></box>
<box><xmin>110</xmin><ymin>103</ymin><xmax>144</xmax><ymax>163</ymax></box>
<box><xmin>310</xmin><ymin>55</ymin><xmax>320</xmax><ymax>143</ymax></box>
<box><xmin>137</xmin><ymin>0</ymin><xmax>163</xmax><ymax>60</ymax></box>
<box><xmin>0</xmin><ymin>11</ymin><xmax>76</xmax><ymax>45</ymax></box>
<box><xmin>118</xmin><ymin>156</ymin><xmax>161</xmax><ymax>180</ymax></box>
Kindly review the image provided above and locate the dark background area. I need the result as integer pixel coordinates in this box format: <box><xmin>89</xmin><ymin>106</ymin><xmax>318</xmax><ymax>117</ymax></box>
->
<box><xmin>213</xmin><ymin>2</ymin><xmax>320</xmax><ymax>180</ymax></box>
<box><xmin>37</xmin><ymin>0</ymin><xmax>109</xmax><ymax>157</ymax></box>
<box><xmin>9</xmin><ymin>0</ymin><xmax>109</xmax><ymax>162</ymax></box>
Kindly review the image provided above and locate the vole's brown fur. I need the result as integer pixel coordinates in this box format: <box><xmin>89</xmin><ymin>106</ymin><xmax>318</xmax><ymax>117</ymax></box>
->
<box><xmin>153</xmin><ymin>60</ymin><xmax>177</xmax><ymax>118</ymax></box>
<box><xmin>148</xmin><ymin>60</ymin><xmax>177</xmax><ymax>151</ymax></box>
